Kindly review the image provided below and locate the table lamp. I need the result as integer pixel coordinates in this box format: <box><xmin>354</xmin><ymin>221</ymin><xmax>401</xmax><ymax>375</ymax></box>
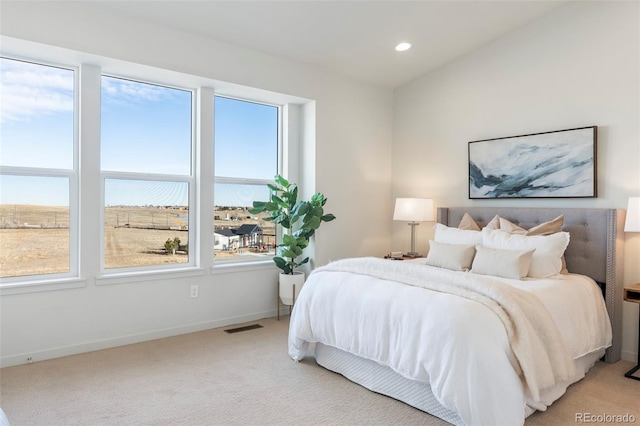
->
<box><xmin>625</xmin><ymin>197</ymin><xmax>640</xmax><ymax>232</ymax></box>
<box><xmin>393</xmin><ymin>198</ymin><xmax>434</xmax><ymax>257</ymax></box>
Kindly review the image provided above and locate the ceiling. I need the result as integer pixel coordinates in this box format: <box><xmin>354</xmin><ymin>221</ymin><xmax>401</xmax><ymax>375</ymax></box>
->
<box><xmin>89</xmin><ymin>1</ymin><xmax>566</xmax><ymax>89</ymax></box>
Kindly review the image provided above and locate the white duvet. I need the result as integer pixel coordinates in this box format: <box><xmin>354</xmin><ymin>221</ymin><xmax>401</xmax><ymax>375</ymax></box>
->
<box><xmin>288</xmin><ymin>257</ymin><xmax>612</xmax><ymax>426</ymax></box>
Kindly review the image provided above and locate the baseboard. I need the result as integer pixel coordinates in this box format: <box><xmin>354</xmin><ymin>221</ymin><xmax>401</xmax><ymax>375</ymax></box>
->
<box><xmin>0</xmin><ymin>309</ymin><xmax>277</xmax><ymax>368</ymax></box>
<box><xmin>621</xmin><ymin>349</ymin><xmax>638</xmax><ymax>363</ymax></box>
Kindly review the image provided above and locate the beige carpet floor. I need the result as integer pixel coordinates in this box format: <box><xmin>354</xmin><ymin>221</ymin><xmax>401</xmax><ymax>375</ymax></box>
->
<box><xmin>1</xmin><ymin>317</ymin><xmax>638</xmax><ymax>426</ymax></box>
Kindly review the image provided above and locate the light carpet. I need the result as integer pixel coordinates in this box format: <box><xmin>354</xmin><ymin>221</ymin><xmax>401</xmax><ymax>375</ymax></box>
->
<box><xmin>0</xmin><ymin>317</ymin><xmax>638</xmax><ymax>426</ymax></box>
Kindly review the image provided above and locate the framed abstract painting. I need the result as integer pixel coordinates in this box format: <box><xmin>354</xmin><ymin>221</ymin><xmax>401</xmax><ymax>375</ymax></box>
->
<box><xmin>468</xmin><ymin>126</ymin><xmax>597</xmax><ymax>199</ymax></box>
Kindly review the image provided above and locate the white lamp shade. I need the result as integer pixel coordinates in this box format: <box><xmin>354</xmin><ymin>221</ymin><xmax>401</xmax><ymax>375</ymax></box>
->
<box><xmin>625</xmin><ymin>197</ymin><xmax>640</xmax><ymax>232</ymax></box>
<box><xmin>393</xmin><ymin>198</ymin><xmax>434</xmax><ymax>222</ymax></box>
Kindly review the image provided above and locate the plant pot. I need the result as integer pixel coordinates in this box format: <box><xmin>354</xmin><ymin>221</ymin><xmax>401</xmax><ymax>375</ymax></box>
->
<box><xmin>279</xmin><ymin>271</ymin><xmax>305</xmax><ymax>306</ymax></box>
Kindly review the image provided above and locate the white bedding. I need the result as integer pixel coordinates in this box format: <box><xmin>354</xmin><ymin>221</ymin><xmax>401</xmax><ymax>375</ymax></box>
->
<box><xmin>288</xmin><ymin>257</ymin><xmax>612</xmax><ymax>426</ymax></box>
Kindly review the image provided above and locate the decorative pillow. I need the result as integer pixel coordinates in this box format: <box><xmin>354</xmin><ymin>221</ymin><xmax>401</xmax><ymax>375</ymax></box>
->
<box><xmin>485</xmin><ymin>214</ymin><xmax>500</xmax><ymax>230</ymax></box>
<box><xmin>425</xmin><ymin>240</ymin><xmax>476</xmax><ymax>271</ymax></box>
<box><xmin>481</xmin><ymin>229</ymin><xmax>570</xmax><ymax>278</ymax></box>
<box><xmin>434</xmin><ymin>223</ymin><xmax>483</xmax><ymax>245</ymax></box>
<box><xmin>499</xmin><ymin>215</ymin><xmax>564</xmax><ymax>236</ymax></box>
<box><xmin>498</xmin><ymin>215</ymin><xmax>568</xmax><ymax>274</ymax></box>
<box><xmin>458</xmin><ymin>213</ymin><xmax>500</xmax><ymax>231</ymax></box>
<box><xmin>458</xmin><ymin>213</ymin><xmax>481</xmax><ymax>231</ymax></box>
<box><xmin>471</xmin><ymin>245</ymin><xmax>535</xmax><ymax>280</ymax></box>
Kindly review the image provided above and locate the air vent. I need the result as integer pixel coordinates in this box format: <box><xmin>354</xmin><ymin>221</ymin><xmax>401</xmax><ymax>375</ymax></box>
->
<box><xmin>224</xmin><ymin>324</ymin><xmax>263</xmax><ymax>334</ymax></box>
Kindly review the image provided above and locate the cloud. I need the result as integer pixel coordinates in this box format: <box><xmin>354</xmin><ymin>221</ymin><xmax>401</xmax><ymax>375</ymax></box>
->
<box><xmin>0</xmin><ymin>58</ymin><xmax>74</xmax><ymax>124</ymax></box>
<box><xmin>101</xmin><ymin>76</ymin><xmax>180</xmax><ymax>106</ymax></box>
<box><xmin>0</xmin><ymin>58</ymin><xmax>189</xmax><ymax>124</ymax></box>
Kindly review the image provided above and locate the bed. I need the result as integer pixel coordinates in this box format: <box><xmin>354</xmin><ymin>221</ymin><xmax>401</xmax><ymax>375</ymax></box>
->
<box><xmin>288</xmin><ymin>207</ymin><xmax>625</xmax><ymax>425</ymax></box>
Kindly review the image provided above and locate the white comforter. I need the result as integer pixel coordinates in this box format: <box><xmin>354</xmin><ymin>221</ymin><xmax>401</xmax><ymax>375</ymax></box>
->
<box><xmin>288</xmin><ymin>257</ymin><xmax>611</xmax><ymax>426</ymax></box>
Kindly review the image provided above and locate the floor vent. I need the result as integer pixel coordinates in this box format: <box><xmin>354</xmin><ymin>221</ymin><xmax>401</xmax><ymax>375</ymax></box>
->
<box><xmin>224</xmin><ymin>324</ymin><xmax>263</xmax><ymax>334</ymax></box>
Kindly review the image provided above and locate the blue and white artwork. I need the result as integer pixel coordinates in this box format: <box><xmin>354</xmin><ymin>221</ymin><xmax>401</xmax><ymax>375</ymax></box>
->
<box><xmin>469</xmin><ymin>127</ymin><xmax>596</xmax><ymax>198</ymax></box>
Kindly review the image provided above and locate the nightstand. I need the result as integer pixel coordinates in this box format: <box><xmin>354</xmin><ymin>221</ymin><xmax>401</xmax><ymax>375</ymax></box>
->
<box><xmin>383</xmin><ymin>255</ymin><xmax>424</xmax><ymax>260</ymax></box>
<box><xmin>623</xmin><ymin>283</ymin><xmax>640</xmax><ymax>380</ymax></box>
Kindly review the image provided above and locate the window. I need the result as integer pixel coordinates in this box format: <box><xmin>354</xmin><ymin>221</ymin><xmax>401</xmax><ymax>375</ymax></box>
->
<box><xmin>213</xmin><ymin>96</ymin><xmax>279</xmax><ymax>262</ymax></box>
<box><xmin>0</xmin><ymin>57</ymin><xmax>77</xmax><ymax>279</ymax></box>
<box><xmin>101</xmin><ymin>76</ymin><xmax>194</xmax><ymax>270</ymax></box>
<box><xmin>1</xmin><ymin>44</ymin><xmax>304</xmax><ymax>288</ymax></box>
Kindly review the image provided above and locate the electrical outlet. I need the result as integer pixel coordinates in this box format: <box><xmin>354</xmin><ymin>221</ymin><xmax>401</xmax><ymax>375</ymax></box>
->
<box><xmin>190</xmin><ymin>284</ymin><xmax>199</xmax><ymax>298</ymax></box>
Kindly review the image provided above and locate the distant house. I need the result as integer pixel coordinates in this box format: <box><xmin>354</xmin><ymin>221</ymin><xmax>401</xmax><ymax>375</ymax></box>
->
<box><xmin>214</xmin><ymin>228</ymin><xmax>240</xmax><ymax>251</ymax></box>
<box><xmin>234</xmin><ymin>224</ymin><xmax>264</xmax><ymax>248</ymax></box>
<box><xmin>213</xmin><ymin>224</ymin><xmax>263</xmax><ymax>251</ymax></box>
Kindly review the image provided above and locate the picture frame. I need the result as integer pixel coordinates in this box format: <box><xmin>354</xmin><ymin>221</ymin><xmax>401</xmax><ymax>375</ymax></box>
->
<box><xmin>468</xmin><ymin>126</ymin><xmax>597</xmax><ymax>199</ymax></box>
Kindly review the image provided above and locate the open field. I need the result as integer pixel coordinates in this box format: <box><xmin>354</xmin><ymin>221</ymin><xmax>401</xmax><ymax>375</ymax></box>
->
<box><xmin>1</xmin><ymin>204</ymin><xmax>69</xmax><ymax>229</ymax></box>
<box><xmin>0</xmin><ymin>204</ymin><xmax>275</xmax><ymax>277</ymax></box>
<box><xmin>104</xmin><ymin>227</ymin><xmax>189</xmax><ymax>269</ymax></box>
<box><xmin>104</xmin><ymin>206</ymin><xmax>188</xmax><ymax>230</ymax></box>
<box><xmin>0</xmin><ymin>228</ymin><xmax>70</xmax><ymax>277</ymax></box>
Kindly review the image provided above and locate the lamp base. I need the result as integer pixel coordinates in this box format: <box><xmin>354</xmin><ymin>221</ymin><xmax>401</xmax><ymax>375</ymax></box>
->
<box><xmin>404</xmin><ymin>252</ymin><xmax>421</xmax><ymax>258</ymax></box>
<box><xmin>406</xmin><ymin>222</ymin><xmax>420</xmax><ymax>258</ymax></box>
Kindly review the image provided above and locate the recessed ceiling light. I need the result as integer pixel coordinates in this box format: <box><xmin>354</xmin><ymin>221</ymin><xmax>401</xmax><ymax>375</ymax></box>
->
<box><xmin>395</xmin><ymin>42</ymin><xmax>411</xmax><ymax>52</ymax></box>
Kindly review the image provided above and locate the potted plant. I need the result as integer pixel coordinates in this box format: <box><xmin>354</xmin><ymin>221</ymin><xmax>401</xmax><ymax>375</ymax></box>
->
<box><xmin>249</xmin><ymin>174</ymin><xmax>335</xmax><ymax>305</ymax></box>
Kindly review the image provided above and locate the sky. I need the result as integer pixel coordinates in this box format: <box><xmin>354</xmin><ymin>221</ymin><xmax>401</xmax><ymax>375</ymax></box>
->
<box><xmin>0</xmin><ymin>57</ymin><xmax>278</xmax><ymax>207</ymax></box>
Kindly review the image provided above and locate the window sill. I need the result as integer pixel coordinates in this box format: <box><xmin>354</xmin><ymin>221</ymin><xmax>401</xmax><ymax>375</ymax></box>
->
<box><xmin>211</xmin><ymin>259</ymin><xmax>277</xmax><ymax>275</ymax></box>
<box><xmin>0</xmin><ymin>277</ymin><xmax>86</xmax><ymax>296</ymax></box>
<box><xmin>96</xmin><ymin>267</ymin><xmax>205</xmax><ymax>286</ymax></box>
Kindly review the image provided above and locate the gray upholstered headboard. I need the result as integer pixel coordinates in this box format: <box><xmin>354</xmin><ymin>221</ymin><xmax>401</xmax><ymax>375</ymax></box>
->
<box><xmin>437</xmin><ymin>207</ymin><xmax>625</xmax><ymax>363</ymax></box>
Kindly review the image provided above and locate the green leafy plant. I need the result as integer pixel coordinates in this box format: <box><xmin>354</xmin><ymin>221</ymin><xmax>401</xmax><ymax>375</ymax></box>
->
<box><xmin>249</xmin><ymin>174</ymin><xmax>335</xmax><ymax>275</ymax></box>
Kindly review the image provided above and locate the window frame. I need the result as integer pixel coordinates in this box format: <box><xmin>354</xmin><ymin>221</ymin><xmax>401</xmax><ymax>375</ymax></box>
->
<box><xmin>212</xmin><ymin>95</ymin><xmax>283</xmax><ymax>266</ymax></box>
<box><xmin>0</xmin><ymin>37</ymin><xmax>311</xmax><ymax>291</ymax></box>
<box><xmin>99</xmin><ymin>74</ymin><xmax>198</xmax><ymax>274</ymax></box>
<box><xmin>0</xmin><ymin>56</ymin><xmax>80</xmax><ymax>285</ymax></box>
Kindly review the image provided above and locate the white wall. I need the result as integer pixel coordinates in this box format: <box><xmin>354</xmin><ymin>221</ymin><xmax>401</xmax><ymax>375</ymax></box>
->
<box><xmin>3</xmin><ymin>0</ymin><xmax>637</xmax><ymax>368</ymax></box>
<box><xmin>0</xmin><ymin>2</ymin><xmax>393</xmax><ymax>366</ymax></box>
<box><xmin>392</xmin><ymin>1</ymin><xmax>640</xmax><ymax>361</ymax></box>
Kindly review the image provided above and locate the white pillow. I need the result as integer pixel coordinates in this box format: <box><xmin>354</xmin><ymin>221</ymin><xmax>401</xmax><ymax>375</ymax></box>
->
<box><xmin>471</xmin><ymin>245</ymin><xmax>535</xmax><ymax>280</ymax></box>
<box><xmin>425</xmin><ymin>240</ymin><xmax>476</xmax><ymax>271</ymax></box>
<box><xmin>481</xmin><ymin>228</ymin><xmax>570</xmax><ymax>278</ymax></box>
<box><xmin>433</xmin><ymin>223</ymin><xmax>483</xmax><ymax>245</ymax></box>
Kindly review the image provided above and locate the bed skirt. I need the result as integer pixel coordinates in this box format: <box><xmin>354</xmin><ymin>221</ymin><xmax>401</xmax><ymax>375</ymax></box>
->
<box><xmin>314</xmin><ymin>342</ymin><xmax>605</xmax><ymax>425</ymax></box>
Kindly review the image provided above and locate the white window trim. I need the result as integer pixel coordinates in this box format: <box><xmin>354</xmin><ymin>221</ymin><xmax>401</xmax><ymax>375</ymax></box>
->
<box><xmin>0</xmin><ymin>277</ymin><xmax>86</xmax><ymax>296</ymax></box>
<box><xmin>0</xmin><ymin>56</ymin><xmax>79</xmax><ymax>285</ymax></box>
<box><xmin>211</xmin><ymin>260</ymin><xmax>276</xmax><ymax>276</ymax></box>
<box><xmin>95</xmin><ymin>266</ymin><xmax>205</xmax><ymax>286</ymax></box>
<box><xmin>99</xmin><ymin>75</ymin><xmax>198</xmax><ymax>275</ymax></box>
<box><xmin>212</xmin><ymin>95</ymin><xmax>282</xmax><ymax>268</ymax></box>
